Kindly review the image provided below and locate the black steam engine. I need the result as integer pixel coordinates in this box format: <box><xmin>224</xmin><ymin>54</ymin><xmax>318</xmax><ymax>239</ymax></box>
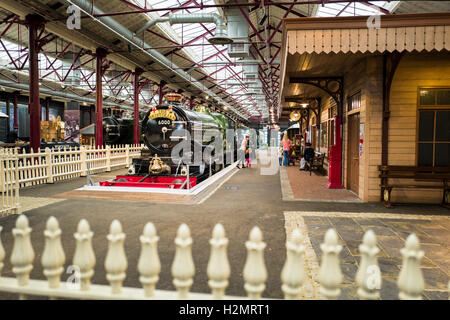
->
<box><xmin>100</xmin><ymin>93</ymin><xmax>242</xmax><ymax>189</ymax></box>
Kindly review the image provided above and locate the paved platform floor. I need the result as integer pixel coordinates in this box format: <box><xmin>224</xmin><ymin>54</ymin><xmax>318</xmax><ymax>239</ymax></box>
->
<box><xmin>282</xmin><ymin>165</ymin><xmax>360</xmax><ymax>202</ymax></box>
<box><xmin>0</xmin><ymin>164</ymin><xmax>449</xmax><ymax>300</ymax></box>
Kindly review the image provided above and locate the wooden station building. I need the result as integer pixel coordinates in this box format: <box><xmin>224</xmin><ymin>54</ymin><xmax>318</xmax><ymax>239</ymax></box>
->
<box><xmin>280</xmin><ymin>13</ymin><xmax>450</xmax><ymax>204</ymax></box>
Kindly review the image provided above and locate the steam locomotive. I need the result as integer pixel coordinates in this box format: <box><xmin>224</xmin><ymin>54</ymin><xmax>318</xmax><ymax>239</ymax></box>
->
<box><xmin>100</xmin><ymin>93</ymin><xmax>243</xmax><ymax>188</ymax></box>
<box><xmin>132</xmin><ymin>93</ymin><xmax>239</xmax><ymax>177</ymax></box>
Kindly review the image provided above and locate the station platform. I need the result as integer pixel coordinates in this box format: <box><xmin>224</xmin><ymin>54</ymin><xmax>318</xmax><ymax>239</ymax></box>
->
<box><xmin>0</xmin><ymin>163</ymin><xmax>449</xmax><ymax>300</ymax></box>
<box><xmin>280</xmin><ymin>166</ymin><xmax>361</xmax><ymax>202</ymax></box>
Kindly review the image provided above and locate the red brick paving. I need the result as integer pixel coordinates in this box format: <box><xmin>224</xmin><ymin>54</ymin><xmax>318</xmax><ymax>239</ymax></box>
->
<box><xmin>285</xmin><ymin>166</ymin><xmax>361</xmax><ymax>201</ymax></box>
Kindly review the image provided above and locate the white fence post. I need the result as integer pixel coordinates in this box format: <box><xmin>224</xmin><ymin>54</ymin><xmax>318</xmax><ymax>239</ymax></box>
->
<box><xmin>73</xmin><ymin>219</ymin><xmax>96</xmax><ymax>291</ymax></box>
<box><xmin>281</xmin><ymin>228</ymin><xmax>305</xmax><ymax>300</ymax></box>
<box><xmin>41</xmin><ymin>216</ymin><xmax>65</xmax><ymax>289</ymax></box>
<box><xmin>0</xmin><ymin>226</ymin><xmax>4</xmax><ymax>276</ymax></box>
<box><xmin>106</xmin><ymin>145</ymin><xmax>111</xmax><ymax>172</ymax></box>
<box><xmin>319</xmin><ymin>229</ymin><xmax>343</xmax><ymax>300</ymax></box>
<box><xmin>243</xmin><ymin>226</ymin><xmax>267</xmax><ymax>299</ymax></box>
<box><xmin>138</xmin><ymin>222</ymin><xmax>161</xmax><ymax>297</ymax></box>
<box><xmin>398</xmin><ymin>234</ymin><xmax>424</xmax><ymax>300</ymax></box>
<box><xmin>0</xmin><ymin>151</ymin><xmax>4</xmax><ymax>193</ymax></box>
<box><xmin>125</xmin><ymin>144</ymin><xmax>130</xmax><ymax>168</ymax></box>
<box><xmin>105</xmin><ymin>220</ymin><xmax>127</xmax><ymax>294</ymax></box>
<box><xmin>45</xmin><ymin>148</ymin><xmax>53</xmax><ymax>184</ymax></box>
<box><xmin>207</xmin><ymin>224</ymin><xmax>230</xmax><ymax>299</ymax></box>
<box><xmin>356</xmin><ymin>230</ymin><xmax>381</xmax><ymax>300</ymax></box>
<box><xmin>80</xmin><ymin>146</ymin><xmax>87</xmax><ymax>177</ymax></box>
<box><xmin>10</xmin><ymin>215</ymin><xmax>35</xmax><ymax>290</ymax></box>
<box><xmin>171</xmin><ymin>224</ymin><xmax>195</xmax><ymax>299</ymax></box>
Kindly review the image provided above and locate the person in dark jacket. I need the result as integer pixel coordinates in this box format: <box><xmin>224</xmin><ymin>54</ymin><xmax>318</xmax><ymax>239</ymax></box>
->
<box><xmin>6</xmin><ymin>128</ymin><xmax>18</xmax><ymax>143</ymax></box>
<box><xmin>299</xmin><ymin>142</ymin><xmax>315</xmax><ymax>170</ymax></box>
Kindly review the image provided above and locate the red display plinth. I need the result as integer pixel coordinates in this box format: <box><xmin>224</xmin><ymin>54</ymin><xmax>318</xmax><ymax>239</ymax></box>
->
<box><xmin>99</xmin><ymin>175</ymin><xmax>197</xmax><ymax>189</ymax></box>
<box><xmin>327</xmin><ymin>115</ymin><xmax>343</xmax><ymax>189</ymax></box>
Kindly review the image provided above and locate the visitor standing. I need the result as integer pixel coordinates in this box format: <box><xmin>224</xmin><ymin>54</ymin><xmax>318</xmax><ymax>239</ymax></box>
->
<box><xmin>281</xmin><ymin>133</ymin><xmax>291</xmax><ymax>167</ymax></box>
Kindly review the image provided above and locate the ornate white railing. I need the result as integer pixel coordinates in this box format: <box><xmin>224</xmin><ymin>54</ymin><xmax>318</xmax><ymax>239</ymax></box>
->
<box><xmin>0</xmin><ymin>215</ymin><xmax>448</xmax><ymax>300</ymax></box>
<box><xmin>0</xmin><ymin>151</ymin><xmax>20</xmax><ymax>217</ymax></box>
<box><xmin>0</xmin><ymin>144</ymin><xmax>145</xmax><ymax>191</ymax></box>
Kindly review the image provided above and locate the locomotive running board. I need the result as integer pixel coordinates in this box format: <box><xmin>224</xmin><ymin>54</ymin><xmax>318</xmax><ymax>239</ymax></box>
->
<box><xmin>76</xmin><ymin>160</ymin><xmax>240</xmax><ymax>196</ymax></box>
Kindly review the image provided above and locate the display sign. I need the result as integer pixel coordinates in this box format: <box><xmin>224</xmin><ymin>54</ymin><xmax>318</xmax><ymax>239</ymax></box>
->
<box><xmin>149</xmin><ymin>106</ymin><xmax>176</xmax><ymax>121</ymax></box>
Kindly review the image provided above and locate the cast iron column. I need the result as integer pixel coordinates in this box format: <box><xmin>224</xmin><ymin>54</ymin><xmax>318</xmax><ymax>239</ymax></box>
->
<box><xmin>95</xmin><ymin>48</ymin><xmax>107</xmax><ymax>147</ymax></box>
<box><xmin>26</xmin><ymin>14</ymin><xmax>45</xmax><ymax>152</ymax></box>
<box><xmin>45</xmin><ymin>97</ymin><xmax>51</xmax><ymax>121</ymax></box>
<box><xmin>133</xmin><ymin>68</ymin><xmax>143</xmax><ymax>145</ymax></box>
<box><xmin>13</xmin><ymin>91</ymin><xmax>18</xmax><ymax>130</ymax></box>
<box><xmin>158</xmin><ymin>81</ymin><xmax>165</xmax><ymax>105</ymax></box>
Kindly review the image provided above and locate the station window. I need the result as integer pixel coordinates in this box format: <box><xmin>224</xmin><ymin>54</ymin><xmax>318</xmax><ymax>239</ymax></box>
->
<box><xmin>417</xmin><ymin>88</ymin><xmax>450</xmax><ymax>167</ymax></box>
<box><xmin>347</xmin><ymin>91</ymin><xmax>361</xmax><ymax>112</ymax></box>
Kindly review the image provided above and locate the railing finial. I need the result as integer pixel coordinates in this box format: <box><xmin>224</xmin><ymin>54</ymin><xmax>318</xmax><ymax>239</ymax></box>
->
<box><xmin>281</xmin><ymin>228</ymin><xmax>305</xmax><ymax>300</ymax></box>
<box><xmin>207</xmin><ymin>224</ymin><xmax>230</xmax><ymax>299</ymax></box>
<box><xmin>105</xmin><ymin>220</ymin><xmax>127</xmax><ymax>294</ymax></box>
<box><xmin>73</xmin><ymin>219</ymin><xmax>96</xmax><ymax>291</ymax></box>
<box><xmin>42</xmin><ymin>216</ymin><xmax>65</xmax><ymax>288</ymax></box>
<box><xmin>172</xmin><ymin>223</ymin><xmax>195</xmax><ymax>300</ymax></box>
<box><xmin>11</xmin><ymin>215</ymin><xmax>35</xmax><ymax>287</ymax></box>
<box><xmin>138</xmin><ymin>222</ymin><xmax>161</xmax><ymax>297</ymax></box>
<box><xmin>398</xmin><ymin>233</ymin><xmax>424</xmax><ymax>300</ymax></box>
<box><xmin>356</xmin><ymin>229</ymin><xmax>381</xmax><ymax>300</ymax></box>
<box><xmin>243</xmin><ymin>226</ymin><xmax>267</xmax><ymax>299</ymax></box>
<box><xmin>319</xmin><ymin>228</ymin><xmax>342</xmax><ymax>300</ymax></box>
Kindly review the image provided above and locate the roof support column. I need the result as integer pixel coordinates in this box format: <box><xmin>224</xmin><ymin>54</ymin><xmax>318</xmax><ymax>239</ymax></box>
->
<box><xmin>26</xmin><ymin>14</ymin><xmax>45</xmax><ymax>152</ymax></box>
<box><xmin>45</xmin><ymin>97</ymin><xmax>51</xmax><ymax>121</ymax></box>
<box><xmin>13</xmin><ymin>91</ymin><xmax>18</xmax><ymax>130</ymax></box>
<box><xmin>133</xmin><ymin>67</ymin><xmax>144</xmax><ymax>145</ymax></box>
<box><xmin>158</xmin><ymin>81</ymin><xmax>166</xmax><ymax>105</ymax></box>
<box><xmin>95</xmin><ymin>48</ymin><xmax>107</xmax><ymax>147</ymax></box>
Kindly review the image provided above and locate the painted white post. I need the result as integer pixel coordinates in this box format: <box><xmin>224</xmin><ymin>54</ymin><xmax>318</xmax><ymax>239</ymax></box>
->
<box><xmin>319</xmin><ymin>229</ymin><xmax>343</xmax><ymax>300</ymax></box>
<box><xmin>397</xmin><ymin>234</ymin><xmax>425</xmax><ymax>300</ymax></box>
<box><xmin>10</xmin><ymin>215</ymin><xmax>35</xmax><ymax>287</ymax></box>
<box><xmin>106</xmin><ymin>145</ymin><xmax>111</xmax><ymax>172</ymax></box>
<box><xmin>73</xmin><ymin>219</ymin><xmax>96</xmax><ymax>291</ymax></box>
<box><xmin>0</xmin><ymin>151</ymin><xmax>4</xmax><ymax>193</ymax></box>
<box><xmin>207</xmin><ymin>224</ymin><xmax>230</xmax><ymax>299</ymax></box>
<box><xmin>105</xmin><ymin>220</ymin><xmax>127</xmax><ymax>294</ymax></box>
<box><xmin>171</xmin><ymin>223</ymin><xmax>195</xmax><ymax>299</ymax></box>
<box><xmin>80</xmin><ymin>146</ymin><xmax>87</xmax><ymax>177</ymax></box>
<box><xmin>45</xmin><ymin>147</ymin><xmax>53</xmax><ymax>184</ymax></box>
<box><xmin>356</xmin><ymin>230</ymin><xmax>381</xmax><ymax>300</ymax></box>
<box><xmin>281</xmin><ymin>228</ymin><xmax>305</xmax><ymax>300</ymax></box>
<box><xmin>41</xmin><ymin>216</ymin><xmax>66</xmax><ymax>288</ymax></box>
<box><xmin>138</xmin><ymin>222</ymin><xmax>161</xmax><ymax>297</ymax></box>
<box><xmin>14</xmin><ymin>155</ymin><xmax>20</xmax><ymax>214</ymax></box>
<box><xmin>0</xmin><ymin>226</ymin><xmax>4</xmax><ymax>277</ymax></box>
<box><xmin>243</xmin><ymin>226</ymin><xmax>267</xmax><ymax>299</ymax></box>
<box><xmin>125</xmin><ymin>144</ymin><xmax>130</xmax><ymax>168</ymax></box>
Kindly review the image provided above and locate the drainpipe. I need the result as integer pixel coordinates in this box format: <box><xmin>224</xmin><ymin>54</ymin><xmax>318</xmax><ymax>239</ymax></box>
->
<box><xmin>64</xmin><ymin>0</ymin><xmax>243</xmax><ymax>119</ymax></box>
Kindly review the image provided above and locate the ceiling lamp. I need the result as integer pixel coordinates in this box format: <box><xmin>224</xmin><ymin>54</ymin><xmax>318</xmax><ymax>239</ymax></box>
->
<box><xmin>301</xmin><ymin>103</ymin><xmax>308</xmax><ymax>108</ymax></box>
<box><xmin>289</xmin><ymin>110</ymin><xmax>301</xmax><ymax>122</ymax></box>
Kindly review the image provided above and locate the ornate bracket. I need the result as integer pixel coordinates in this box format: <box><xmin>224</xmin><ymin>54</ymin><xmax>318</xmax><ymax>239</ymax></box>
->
<box><xmin>289</xmin><ymin>77</ymin><xmax>343</xmax><ymax>116</ymax></box>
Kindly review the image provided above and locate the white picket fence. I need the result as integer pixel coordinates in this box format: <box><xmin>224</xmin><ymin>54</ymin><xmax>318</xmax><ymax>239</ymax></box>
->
<box><xmin>0</xmin><ymin>215</ymin><xmax>448</xmax><ymax>300</ymax></box>
<box><xmin>0</xmin><ymin>144</ymin><xmax>144</xmax><ymax>192</ymax></box>
<box><xmin>0</xmin><ymin>151</ymin><xmax>20</xmax><ymax>217</ymax></box>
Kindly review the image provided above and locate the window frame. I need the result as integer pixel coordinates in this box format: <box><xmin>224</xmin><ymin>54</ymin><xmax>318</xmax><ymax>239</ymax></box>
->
<box><xmin>416</xmin><ymin>87</ymin><xmax>450</xmax><ymax>167</ymax></box>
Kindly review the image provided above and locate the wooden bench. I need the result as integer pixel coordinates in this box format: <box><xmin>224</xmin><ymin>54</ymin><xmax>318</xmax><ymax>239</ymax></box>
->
<box><xmin>307</xmin><ymin>152</ymin><xmax>325</xmax><ymax>176</ymax></box>
<box><xmin>378</xmin><ymin>165</ymin><xmax>450</xmax><ymax>208</ymax></box>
